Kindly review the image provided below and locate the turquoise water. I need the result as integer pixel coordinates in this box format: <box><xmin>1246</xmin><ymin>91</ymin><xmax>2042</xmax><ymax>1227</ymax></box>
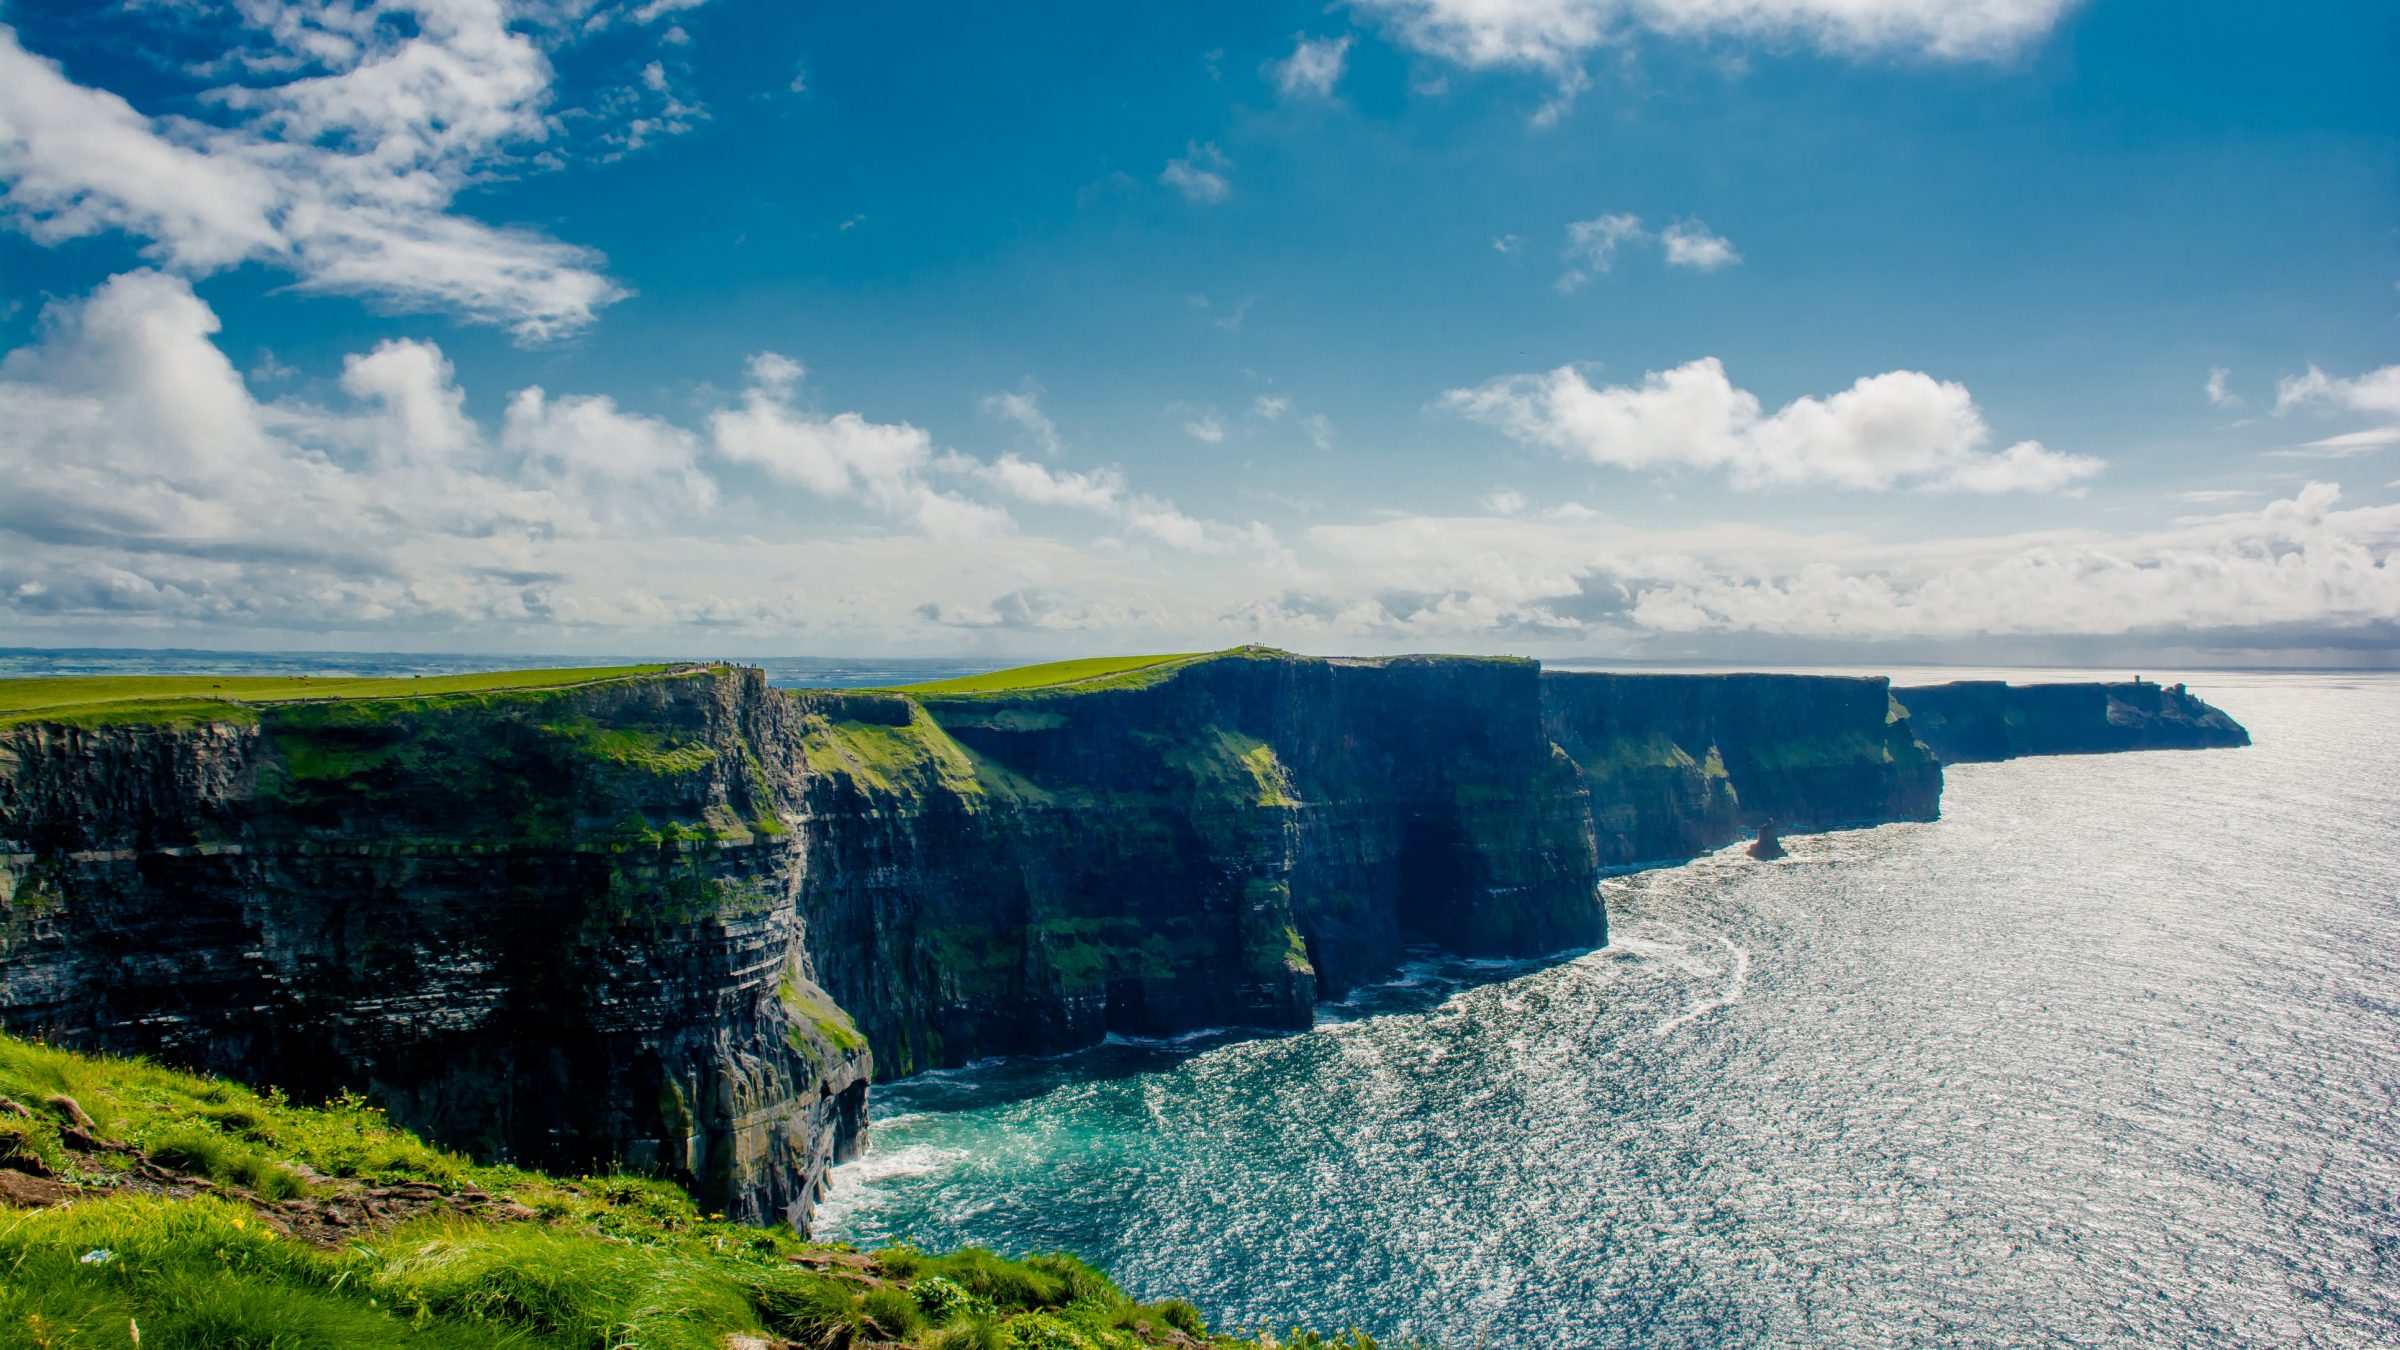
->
<box><xmin>818</xmin><ymin>673</ymin><xmax>2400</xmax><ymax>1349</ymax></box>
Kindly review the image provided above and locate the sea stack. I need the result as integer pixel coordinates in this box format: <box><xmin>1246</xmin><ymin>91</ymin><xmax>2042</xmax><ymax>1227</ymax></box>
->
<box><xmin>1748</xmin><ymin>818</ymin><xmax>1787</xmax><ymax>860</ymax></box>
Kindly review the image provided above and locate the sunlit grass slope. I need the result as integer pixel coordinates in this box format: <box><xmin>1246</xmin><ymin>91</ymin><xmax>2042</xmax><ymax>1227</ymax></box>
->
<box><xmin>0</xmin><ymin>666</ymin><xmax>680</xmax><ymax>729</ymax></box>
<box><xmin>0</xmin><ymin>1033</ymin><xmax>1386</xmax><ymax>1349</ymax></box>
<box><xmin>897</xmin><ymin>652</ymin><xmax>1226</xmax><ymax>697</ymax></box>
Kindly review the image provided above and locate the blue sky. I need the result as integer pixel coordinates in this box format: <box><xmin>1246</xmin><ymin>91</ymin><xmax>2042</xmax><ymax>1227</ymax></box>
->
<box><xmin>0</xmin><ymin>0</ymin><xmax>2394</xmax><ymax>663</ymax></box>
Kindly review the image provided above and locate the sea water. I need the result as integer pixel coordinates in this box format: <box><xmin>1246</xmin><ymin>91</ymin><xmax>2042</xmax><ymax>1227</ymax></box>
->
<box><xmin>818</xmin><ymin>671</ymin><xmax>2400</xmax><ymax>1349</ymax></box>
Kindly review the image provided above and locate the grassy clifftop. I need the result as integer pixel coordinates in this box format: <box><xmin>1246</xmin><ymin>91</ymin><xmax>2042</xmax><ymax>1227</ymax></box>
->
<box><xmin>0</xmin><ymin>666</ymin><xmax>692</xmax><ymax>730</ymax></box>
<box><xmin>0</xmin><ymin>1034</ymin><xmax>1374</xmax><ymax>1350</ymax></box>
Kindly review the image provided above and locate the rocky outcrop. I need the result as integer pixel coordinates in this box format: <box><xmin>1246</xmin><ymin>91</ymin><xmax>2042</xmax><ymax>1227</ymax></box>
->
<box><xmin>0</xmin><ymin>652</ymin><xmax>2248</xmax><ymax>1231</ymax></box>
<box><xmin>1894</xmin><ymin>679</ymin><xmax>2251</xmax><ymax>763</ymax></box>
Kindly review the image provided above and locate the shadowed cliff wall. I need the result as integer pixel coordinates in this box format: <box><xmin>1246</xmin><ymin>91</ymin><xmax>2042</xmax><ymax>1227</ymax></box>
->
<box><xmin>1895</xmin><ymin>679</ymin><xmax>2252</xmax><ymax>763</ymax></box>
<box><xmin>1541</xmin><ymin>672</ymin><xmax>1944</xmax><ymax>867</ymax></box>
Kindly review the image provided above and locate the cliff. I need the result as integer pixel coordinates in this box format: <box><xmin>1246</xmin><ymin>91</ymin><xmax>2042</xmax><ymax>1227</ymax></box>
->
<box><xmin>1895</xmin><ymin>679</ymin><xmax>2251</xmax><ymax>763</ymax></box>
<box><xmin>0</xmin><ymin>667</ymin><xmax>868</xmax><ymax>1230</ymax></box>
<box><xmin>799</xmin><ymin>651</ymin><xmax>1599</xmax><ymax>1076</ymax></box>
<box><xmin>1542</xmin><ymin>672</ymin><xmax>1943</xmax><ymax>868</ymax></box>
<box><xmin>0</xmin><ymin>652</ymin><xmax>2246</xmax><ymax>1232</ymax></box>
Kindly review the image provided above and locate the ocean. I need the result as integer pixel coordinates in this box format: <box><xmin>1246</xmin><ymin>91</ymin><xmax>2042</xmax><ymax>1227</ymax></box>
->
<box><xmin>814</xmin><ymin>670</ymin><xmax>2400</xmax><ymax>1349</ymax></box>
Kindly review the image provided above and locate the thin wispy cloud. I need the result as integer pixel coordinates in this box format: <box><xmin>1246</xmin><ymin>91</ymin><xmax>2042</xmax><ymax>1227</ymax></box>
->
<box><xmin>1557</xmin><ymin>213</ymin><xmax>1644</xmax><ymax>291</ymax></box>
<box><xmin>1557</xmin><ymin>214</ymin><xmax>1740</xmax><ymax>288</ymax></box>
<box><xmin>982</xmin><ymin>387</ymin><xmax>1064</xmax><ymax>457</ymax></box>
<box><xmin>1272</xmin><ymin>35</ymin><xmax>1354</xmax><ymax>99</ymax></box>
<box><xmin>2205</xmin><ymin>367</ymin><xmax>2241</xmax><ymax>408</ymax></box>
<box><xmin>1161</xmin><ymin>141</ymin><xmax>1234</xmax><ymax>204</ymax></box>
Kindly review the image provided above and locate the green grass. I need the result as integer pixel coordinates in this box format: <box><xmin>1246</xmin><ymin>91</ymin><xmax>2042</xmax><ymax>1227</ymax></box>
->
<box><xmin>0</xmin><ymin>1033</ymin><xmax>1396</xmax><ymax>1350</ymax></box>
<box><xmin>0</xmin><ymin>667</ymin><xmax>685</xmax><ymax>729</ymax></box>
<box><xmin>896</xmin><ymin>653</ymin><xmax>1212</xmax><ymax>696</ymax></box>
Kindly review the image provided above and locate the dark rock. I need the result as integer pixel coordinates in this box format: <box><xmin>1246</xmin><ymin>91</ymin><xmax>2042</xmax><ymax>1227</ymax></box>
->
<box><xmin>1894</xmin><ymin>679</ymin><xmax>2250</xmax><ymax>763</ymax></box>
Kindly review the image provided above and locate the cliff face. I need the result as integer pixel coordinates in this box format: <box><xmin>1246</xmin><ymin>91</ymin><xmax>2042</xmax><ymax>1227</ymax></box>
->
<box><xmin>1</xmin><ymin>653</ymin><xmax>2239</xmax><ymax>1232</ymax></box>
<box><xmin>1895</xmin><ymin>680</ymin><xmax>2251</xmax><ymax>763</ymax></box>
<box><xmin>0</xmin><ymin>669</ymin><xmax>868</xmax><ymax>1230</ymax></box>
<box><xmin>1542</xmin><ymin>672</ymin><xmax>1943</xmax><ymax>867</ymax></box>
<box><xmin>788</xmin><ymin>652</ymin><xmax>1600</xmax><ymax>1075</ymax></box>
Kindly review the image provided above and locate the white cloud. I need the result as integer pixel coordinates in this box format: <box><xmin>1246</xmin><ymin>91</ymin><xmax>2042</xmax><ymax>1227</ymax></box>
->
<box><xmin>2205</xmin><ymin>366</ymin><xmax>2240</xmax><ymax>409</ymax></box>
<box><xmin>982</xmin><ymin>387</ymin><xmax>1064</xmax><ymax>456</ymax></box>
<box><xmin>1493</xmin><ymin>233</ymin><xmax>1522</xmax><ymax>254</ymax></box>
<box><xmin>1272</xmin><ymin>34</ymin><xmax>1355</xmax><ymax>98</ymax></box>
<box><xmin>2275</xmin><ymin>363</ymin><xmax>2400</xmax><ymax>419</ymax></box>
<box><xmin>0</xmin><ymin>6</ymin><xmax>713</xmax><ymax>341</ymax></box>
<box><xmin>1556</xmin><ymin>212</ymin><xmax>1741</xmax><ymax>285</ymax></box>
<box><xmin>1659</xmin><ymin>218</ymin><xmax>1740</xmax><ymax>270</ymax></box>
<box><xmin>630</xmin><ymin>0</ymin><xmax>710</xmax><ymax>23</ymax></box>
<box><xmin>1358</xmin><ymin>0</ymin><xmax>2077</xmax><ymax>71</ymax></box>
<box><xmin>1161</xmin><ymin>141</ymin><xmax>1233</xmax><ymax>204</ymax></box>
<box><xmin>1254</xmin><ymin>395</ymin><xmax>1294</xmax><ymax>419</ymax></box>
<box><xmin>971</xmin><ymin>454</ymin><xmax>1274</xmax><ymax>555</ymax></box>
<box><xmin>2272</xmin><ymin>364</ymin><xmax>2400</xmax><ymax>461</ymax></box>
<box><xmin>2264</xmin><ymin>426</ymin><xmax>2400</xmax><ymax>459</ymax></box>
<box><xmin>1185</xmin><ymin>415</ymin><xmax>1226</xmax><ymax>444</ymax></box>
<box><xmin>8</xmin><ymin>272</ymin><xmax>2384</xmax><ymax>657</ymax></box>
<box><xmin>709</xmin><ymin>366</ymin><xmax>1007</xmax><ymax>540</ymax></box>
<box><xmin>1303</xmin><ymin>481</ymin><xmax>2399</xmax><ymax>645</ymax></box>
<box><xmin>1444</xmin><ymin>356</ymin><xmax>2102</xmax><ymax>492</ymax></box>
<box><xmin>1557</xmin><ymin>212</ymin><xmax>1645</xmax><ymax>290</ymax></box>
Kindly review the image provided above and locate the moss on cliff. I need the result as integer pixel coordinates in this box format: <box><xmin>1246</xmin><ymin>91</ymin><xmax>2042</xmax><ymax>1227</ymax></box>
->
<box><xmin>0</xmin><ymin>1034</ymin><xmax>1366</xmax><ymax>1350</ymax></box>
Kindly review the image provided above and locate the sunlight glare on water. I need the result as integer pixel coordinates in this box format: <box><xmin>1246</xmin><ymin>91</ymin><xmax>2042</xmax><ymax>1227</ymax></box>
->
<box><xmin>820</xmin><ymin>673</ymin><xmax>2400</xmax><ymax>1349</ymax></box>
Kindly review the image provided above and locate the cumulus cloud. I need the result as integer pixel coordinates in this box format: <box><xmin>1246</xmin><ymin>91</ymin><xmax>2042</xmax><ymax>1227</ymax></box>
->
<box><xmin>709</xmin><ymin>365</ymin><xmax>1007</xmax><ymax>541</ymax></box>
<box><xmin>1659</xmin><ymin>218</ymin><xmax>1740</xmax><ymax>270</ymax></box>
<box><xmin>1185</xmin><ymin>415</ymin><xmax>1227</xmax><ymax>444</ymax></box>
<box><xmin>1272</xmin><ymin>34</ymin><xmax>1354</xmax><ymax>98</ymax></box>
<box><xmin>1444</xmin><ymin>356</ymin><xmax>2102</xmax><ymax>492</ymax></box>
<box><xmin>0</xmin><ymin>271</ymin><xmax>1047</xmax><ymax>636</ymax></box>
<box><xmin>1161</xmin><ymin>141</ymin><xmax>1233</xmax><ymax>204</ymax></box>
<box><xmin>0</xmin><ymin>5</ymin><xmax>704</xmax><ymax>341</ymax></box>
<box><xmin>6</xmin><ymin>273</ymin><xmax>2385</xmax><ymax>658</ymax></box>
